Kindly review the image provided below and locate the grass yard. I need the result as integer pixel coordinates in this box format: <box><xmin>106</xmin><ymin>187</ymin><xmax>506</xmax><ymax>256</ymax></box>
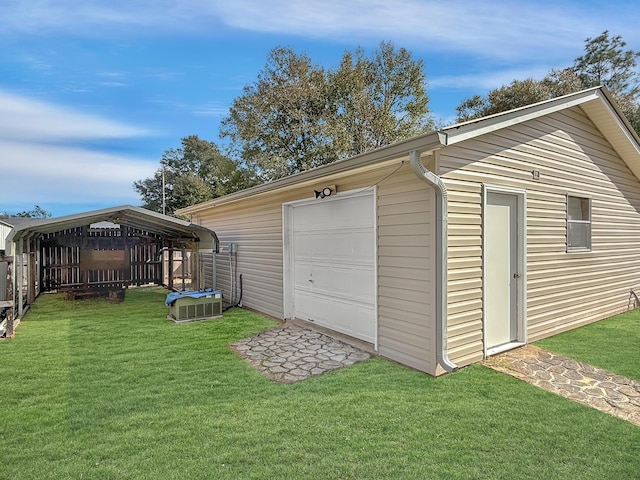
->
<box><xmin>1</xmin><ymin>288</ymin><xmax>638</xmax><ymax>479</ymax></box>
<box><xmin>535</xmin><ymin>308</ymin><xmax>640</xmax><ymax>382</ymax></box>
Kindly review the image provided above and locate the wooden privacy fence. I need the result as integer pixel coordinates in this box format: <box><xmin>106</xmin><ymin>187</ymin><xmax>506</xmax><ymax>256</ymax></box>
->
<box><xmin>40</xmin><ymin>226</ymin><xmax>165</xmax><ymax>291</ymax></box>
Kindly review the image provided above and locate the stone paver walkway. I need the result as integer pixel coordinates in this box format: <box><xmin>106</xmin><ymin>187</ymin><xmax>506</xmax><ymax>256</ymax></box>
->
<box><xmin>484</xmin><ymin>345</ymin><xmax>640</xmax><ymax>426</ymax></box>
<box><xmin>230</xmin><ymin>323</ymin><xmax>371</xmax><ymax>383</ymax></box>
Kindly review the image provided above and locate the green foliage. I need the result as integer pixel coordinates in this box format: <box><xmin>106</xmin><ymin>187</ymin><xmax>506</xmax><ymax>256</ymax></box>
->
<box><xmin>133</xmin><ymin>135</ymin><xmax>256</xmax><ymax>215</ymax></box>
<box><xmin>136</xmin><ymin>42</ymin><xmax>431</xmax><ymax>205</ymax></box>
<box><xmin>455</xmin><ymin>31</ymin><xmax>640</xmax><ymax>131</ymax></box>
<box><xmin>220</xmin><ymin>47</ymin><xmax>336</xmax><ymax>180</ymax></box>
<box><xmin>0</xmin><ymin>205</ymin><xmax>52</xmax><ymax>218</ymax></box>
<box><xmin>572</xmin><ymin>30</ymin><xmax>640</xmax><ymax>98</ymax></box>
<box><xmin>221</xmin><ymin>42</ymin><xmax>432</xmax><ymax>181</ymax></box>
<box><xmin>330</xmin><ymin>42</ymin><xmax>432</xmax><ymax>155</ymax></box>
<box><xmin>456</xmin><ymin>78</ymin><xmax>553</xmax><ymax>122</ymax></box>
<box><xmin>1</xmin><ymin>288</ymin><xmax>638</xmax><ymax>479</ymax></box>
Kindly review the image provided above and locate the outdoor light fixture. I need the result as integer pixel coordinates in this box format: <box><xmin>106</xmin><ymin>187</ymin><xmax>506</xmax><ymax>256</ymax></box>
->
<box><xmin>314</xmin><ymin>186</ymin><xmax>335</xmax><ymax>199</ymax></box>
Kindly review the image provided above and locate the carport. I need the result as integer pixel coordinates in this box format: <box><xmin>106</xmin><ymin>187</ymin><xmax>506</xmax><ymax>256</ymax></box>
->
<box><xmin>3</xmin><ymin>205</ymin><xmax>218</xmax><ymax>336</ymax></box>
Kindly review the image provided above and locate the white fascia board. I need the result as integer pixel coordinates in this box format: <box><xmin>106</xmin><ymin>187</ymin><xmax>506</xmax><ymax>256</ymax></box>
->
<box><xmin>177</xmin><ymin>133</ymin><xmax>443</xmax><ymax>214</ymax></box>
<box><xmin>440</xmin><ymin>89</ymin><xmax>603</xmax><ymax>146</ymax></box>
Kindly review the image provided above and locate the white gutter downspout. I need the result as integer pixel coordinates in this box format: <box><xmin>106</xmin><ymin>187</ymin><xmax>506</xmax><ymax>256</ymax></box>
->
<box><xmin>410</xmin><ymin>150</ymin><xmax>458</xmax><ymax>373</ymax></box>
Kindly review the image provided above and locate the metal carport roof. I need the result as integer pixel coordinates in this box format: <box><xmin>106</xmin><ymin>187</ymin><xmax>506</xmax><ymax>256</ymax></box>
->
<box><xmin>6</xmin><ymin>205</ymin><xmax>218</xmax><ymax>251</ymax></box>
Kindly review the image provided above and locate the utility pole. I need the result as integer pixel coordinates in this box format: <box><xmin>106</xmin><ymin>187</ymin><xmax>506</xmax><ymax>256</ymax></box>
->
<box><xmin>162</xmin><ymin>168</ymin><xmax>166</xmax><ymax>216</ymax></box>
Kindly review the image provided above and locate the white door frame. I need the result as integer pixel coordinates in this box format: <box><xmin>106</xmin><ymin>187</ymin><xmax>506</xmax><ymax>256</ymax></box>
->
<box><xmin>482</xmin><ymin>184</ymin><xmax>527</xmax><ymax>357</ymax></box>
<box><xmin>282</xmin><ymin>188</ymin><xmax>378</xmax><ymax>349</ymax></box>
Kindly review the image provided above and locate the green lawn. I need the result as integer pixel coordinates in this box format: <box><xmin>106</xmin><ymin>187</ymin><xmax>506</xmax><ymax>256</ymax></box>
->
<box><xmin>1</xmin><ymin>288</ymin><xmax>638</xmax><ymax>479</ymax></box>
<box><xmin>535</xmin><ymin>308</ymin><xmax>640</xmax><ymax>382</ymax></box>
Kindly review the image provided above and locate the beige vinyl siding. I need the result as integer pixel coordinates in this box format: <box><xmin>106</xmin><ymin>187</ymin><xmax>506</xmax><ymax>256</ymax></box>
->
<box><xmin>196</xmin><ymin>201</ymin><xmax>284</xmax><ymax>316</ymax></box>
<box><xmin>192</xmin><ymin>160</ymin><xmax>437</xmax><ymax>374</ymax></box>
<box><xmin>376</xmin><ymin>165</ymin><xmax>436</xmax><ymax>373</ymax></box>
<box><xmin>439</xmin><ymin>106</ymin><xmax>640</xmax><ymax>365</ymax></box>
<box><xmin>0</xmin><ymin>223</ymin><xmax>11</xmax><ymax>251</ymax></box>
<box><xmin>198</xmin><ymin>252</ymin><xmax>215</xmax><ymax>290</ymax></box>
<box><xmin>443</xmin><ymin>180</ymin><xmax>484</xmax><ymax>366</ymax></box>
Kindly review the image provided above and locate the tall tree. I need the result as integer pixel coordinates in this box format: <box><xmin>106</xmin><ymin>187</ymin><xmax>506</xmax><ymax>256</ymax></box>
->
<box><xmin>220</xmin><ymin>47</ymin><xmax>334</xmax><ymax>180</ymax></box>
<box><xmin>330</xmin><ymin>42</ymin><xmax>432</xmax><ymax>155</ymax></box>
<box><xmin>455</xmin><ymin>31</ymin><xmax>640</xmax><ymax>130</ymax></box>
<box><xmin>572</xmin><ymin>30</ymin><xmax>640</xmax><ymax>99</ymax></box>
<box><xmin>133</xmin><ymin>135</ymin><xmax>254</xmax><ymax>215</ymax></box>
<box><xmin>573</xmin><ymin>31</ymin><xmax>640</xmax><ymax>133</ymax></box>
<box><xmin>221</xmin><ymin>42</ymin><xmax>432</xmax><ymax>181</ymax></box>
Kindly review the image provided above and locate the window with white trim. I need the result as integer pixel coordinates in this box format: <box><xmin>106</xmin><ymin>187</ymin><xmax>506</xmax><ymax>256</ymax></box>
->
<box><xmin>567</xmin><ymin>195</ymin><xmax>591</xmax><ymax>251</ymax></box>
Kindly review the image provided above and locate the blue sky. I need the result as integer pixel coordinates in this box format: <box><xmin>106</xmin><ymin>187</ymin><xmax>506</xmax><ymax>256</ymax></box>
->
<box><xmin>2</xmin><ymin>0</ymin><xmax>639</xmax><ymax>217</ymax></box>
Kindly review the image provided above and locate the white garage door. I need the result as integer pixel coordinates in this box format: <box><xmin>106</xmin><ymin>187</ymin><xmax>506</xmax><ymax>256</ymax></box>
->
<box><xmin>289</xmin><ymin>192</ymin><xmax>376</xmax><ymax>343</ymax></box>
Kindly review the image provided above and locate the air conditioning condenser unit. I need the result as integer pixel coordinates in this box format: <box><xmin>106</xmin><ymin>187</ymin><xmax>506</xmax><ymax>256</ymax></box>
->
<box><xmin>166</xmin><ymin>290</ymin><xmax>222</xmax><ymax>323</ymax></box>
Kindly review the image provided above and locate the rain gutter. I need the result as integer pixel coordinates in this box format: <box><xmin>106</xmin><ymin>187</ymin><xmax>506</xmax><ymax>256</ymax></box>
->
<box><xmin>409</xmin><ymin>150</ymin><xmax>458</xmax><ymax>373</ymax></box>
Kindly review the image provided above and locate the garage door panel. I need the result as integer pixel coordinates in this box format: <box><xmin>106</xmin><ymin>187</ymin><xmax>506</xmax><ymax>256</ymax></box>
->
<box><xmin>294</xmin><ymin>195</ymin><xmax>373</xmax><ymax>231</ymax></box>
<box><xmin>294</xmin><ymin>262</ymin><xmax>312</xmax><ymax>289</ymax></box>
<box><xmin>294</xmin><ymin>230</ymin><xmax>374</xmax><ymax>263</ymax></box>
<box><xmin>294</xmin><ymin>291</ymin><xmax>375</xmax><ymax>343</ymax></box>
<box><xmin>308</xmin><ymin>265</ymin><xmax>375</xmax><ymax>302</ymax></box>
<box><xmin>290</xmin><ymin>192</ymin><xmax>376</xmax><ymax>344</ymax></box>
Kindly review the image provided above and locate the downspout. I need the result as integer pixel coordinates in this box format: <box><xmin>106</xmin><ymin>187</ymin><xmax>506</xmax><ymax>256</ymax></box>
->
<box><xmin>409</xmin><ymin>150</ymin><xmax>458</xmax><ymax>373</ymax></box>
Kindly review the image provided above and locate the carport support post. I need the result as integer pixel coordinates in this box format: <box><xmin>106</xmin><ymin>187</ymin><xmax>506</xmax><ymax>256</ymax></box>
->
<box><xmin>191</xmin><ymin>243</ymin><xmax>200</xmax><ymax>290</ymax></box>
<box><xmin>168</xmin><ymin>247</ymin><xmax>174</xmax><ymax>290</ymax></box>
<box><xmin>28</xmin><ymin>240</ymin><xmax>36</xmax><ymax>304</ymax></box>
<box><xmin>181</xmin><ymin>247</ymin><xmax>186</xmax><ymax>291</ymax></box>
<box><xmin>17</xmin><ymin>240</ymin><xmax>24</xmax><ymax>319</ymax></box>
<box><xmin>36</xmin><ymin>238</ymin><xmax>41</xmax><ymax>297</ymax></box>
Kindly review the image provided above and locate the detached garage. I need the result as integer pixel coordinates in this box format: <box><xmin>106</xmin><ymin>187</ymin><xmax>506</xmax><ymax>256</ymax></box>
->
<box><xmin>178</xmin><ymin>87</ymin><xmax>640</xmax><ymax>376</ymax></box>
<box><xmin>284</xmin><ymin>191</ymin><xmax>377</xmax><ymax>345</ymax></box>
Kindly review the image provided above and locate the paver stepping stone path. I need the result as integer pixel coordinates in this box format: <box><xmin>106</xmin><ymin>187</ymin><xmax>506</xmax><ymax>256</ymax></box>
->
<box><xmin>484</xmin><ymin>345</ymin><xmax>640</xmax><ymax>426</ymax></box>
<box><xmin>231</xmin><ymin>323</ymin><xmax>371</xmax><ymax>383</ymax></box>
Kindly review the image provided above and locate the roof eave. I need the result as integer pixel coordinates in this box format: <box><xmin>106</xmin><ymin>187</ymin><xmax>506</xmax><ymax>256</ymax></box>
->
<box><xmin>7</xmin><ymin>205</ymin><xmax>218</xmax><ymax>248</ymax></box>
<box><xmin>177</xmin><ymin>132</ymin><xmax>443</xmax><ymax>214</ymax></box>
<box><xmin>178</xmin><ymin>86</ymin><xmax>640</xmax><ymax>215</ymax></box>
<box><xmin>439</xmin><ymin>87</ymin><xmax>605</xmax><ymax>146</ymax></box>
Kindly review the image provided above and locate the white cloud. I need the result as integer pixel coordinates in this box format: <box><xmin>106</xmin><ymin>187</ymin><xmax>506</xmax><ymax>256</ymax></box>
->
<box><xmin>98</xmin><ymin>82</ymin><xmax>127</xmax><ymax>87</ymax></box>
<box><xmin>0</xmin><ymin>89</ymin><xmax>149</xmax><ymax>142</ymax></box>
<box><xmin>2</xmin><ymin>0</ymin><xmax>638</xmax><ymax>62</ymax></box>
<box><xmin>430</xmin><ymin>66</ymin><xmax>553</xmax><ymax>91</ymax></box>
<box><xmin>192</xmin><ymin>102</ymin><xmax>229</xmax><ymax>117</ymax></box>
<box><xmin>208</xmin><ymin>0</ymin><xmax>640</xmax><ymax>62</ymax></box>
<box><xmin>0</xmin><ymin>90</ymin><xmax>155</xmax><ymax>211</ymax></box>
<box><xmin>1</xmin><ymin>140</ymin><xmax>155</xmax><ymax>205</ymax></box>
<box><xmin>145</xmin><ymin>95</ymin><xmax>228</xmax><ymax>117</ymax></box>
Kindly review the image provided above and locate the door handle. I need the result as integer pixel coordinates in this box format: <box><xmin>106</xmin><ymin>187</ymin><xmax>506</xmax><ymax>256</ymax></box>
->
<box><xmin>513</xmin><ymin>273</ymin><xmax>521</xmax><ymax>279</ymax></box>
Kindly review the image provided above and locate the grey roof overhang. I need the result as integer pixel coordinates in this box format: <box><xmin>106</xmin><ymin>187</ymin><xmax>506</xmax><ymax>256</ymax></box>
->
<box><xmin>6</xmin><ymin>205</ymin><xmax>218</xmax><ymax>250</ymax></box>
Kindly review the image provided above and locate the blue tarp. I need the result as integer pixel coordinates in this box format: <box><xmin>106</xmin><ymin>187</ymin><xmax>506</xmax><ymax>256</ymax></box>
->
<box><xmin>165</xmin><ymin>289</ymin><xmax>220</xmax><ymax>306</ymax></box>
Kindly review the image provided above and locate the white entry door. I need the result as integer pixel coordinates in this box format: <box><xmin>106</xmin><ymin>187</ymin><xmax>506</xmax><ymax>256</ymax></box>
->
<box><xmin>485</xmin><ymin>191</ymin><xmax>523</xmax><ymax>353</ymax></box>
<box><xmin>288</xmin><ymin>192</ymin><xmax>376</xmax><ymax>343</ymax></box>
